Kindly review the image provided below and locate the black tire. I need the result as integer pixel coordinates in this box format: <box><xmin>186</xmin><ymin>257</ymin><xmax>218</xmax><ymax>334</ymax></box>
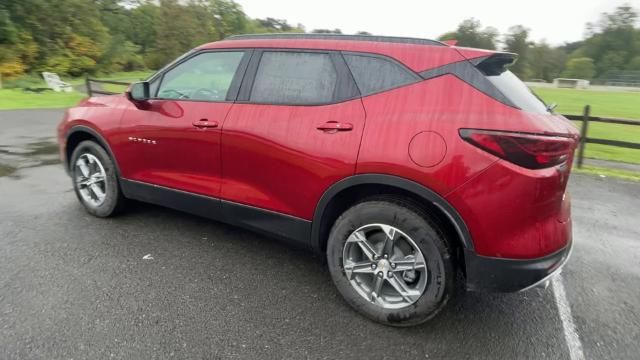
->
<box><xmin>69</xmin><ymin>140</ymin><xmax>125</xmax><ymax>217</ymax></box>
<box><xmin>326</xmin><ymin>198</ymin><xmax>455</xmax><ymax>327</ymax></box>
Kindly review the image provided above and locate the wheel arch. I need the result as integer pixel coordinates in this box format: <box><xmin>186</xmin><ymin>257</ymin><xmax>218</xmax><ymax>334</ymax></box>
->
<box><xmin>65</xmin><ymin>125</ymin><xmax>121</xmax><ymax>176</ymax></box>
<box><xmin>311</xmin><ymin>174</ymin><xmax>474</xmax><ymax>255</ymax></box>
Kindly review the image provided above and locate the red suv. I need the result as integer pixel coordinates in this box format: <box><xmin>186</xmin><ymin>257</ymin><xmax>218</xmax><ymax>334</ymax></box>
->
<box><xmin>58</xmin><ymin>34</ymin><xmax>578</xmax><ymax>326</ymax></box>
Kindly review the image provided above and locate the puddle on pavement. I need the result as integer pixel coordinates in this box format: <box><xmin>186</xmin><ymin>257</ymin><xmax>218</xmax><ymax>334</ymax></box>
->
<box><xmin>0</xmin><ymin>140</ymin><xmax>60</xmax><ymax>178</ymax></box>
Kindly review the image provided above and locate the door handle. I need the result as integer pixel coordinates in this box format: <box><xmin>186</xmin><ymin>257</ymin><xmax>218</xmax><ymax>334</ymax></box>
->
<box><xmin>316</xmin><ymin>121</ymin><xmax>353</xmax><ymax>132</ymax></box>
<box><xmin>192</xmin><ymin>119</ymin><xmax>218</xmax><ymax>128</ymax></box>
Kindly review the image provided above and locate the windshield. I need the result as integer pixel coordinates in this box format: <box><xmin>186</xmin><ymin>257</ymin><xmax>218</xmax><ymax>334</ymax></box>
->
<box><xmin>485</xmin><ymin>70</ymin><xmax>550</xmax><ymax>114</ymax></box>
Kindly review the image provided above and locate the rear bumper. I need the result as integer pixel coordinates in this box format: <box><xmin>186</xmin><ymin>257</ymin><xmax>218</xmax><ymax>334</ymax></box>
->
<box><xmin>464</xmin><ymin>229</ymin><xmax>572</xmax><ymax>292</ymax></box>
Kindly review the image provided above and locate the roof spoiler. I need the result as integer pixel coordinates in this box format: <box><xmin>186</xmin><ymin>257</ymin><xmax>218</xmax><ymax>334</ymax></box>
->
<box><xmin>471</xmin><ymin>53</ymin><xmax>519</xmax><ymax>76</ymax></box>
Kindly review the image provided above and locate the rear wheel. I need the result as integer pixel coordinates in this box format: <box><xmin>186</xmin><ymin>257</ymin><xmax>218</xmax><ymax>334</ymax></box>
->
<box><xmin>70</xmin><ymin>140</ymin><xmax>124</xmax><ymax>217</ymax></box>
<box><xmin>326</xmin><ymin>199</ymin><xmax>455</xmax><ymax>326</ymax></box>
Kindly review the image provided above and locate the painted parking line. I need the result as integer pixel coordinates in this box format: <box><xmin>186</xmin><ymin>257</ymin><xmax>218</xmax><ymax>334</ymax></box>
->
<box><xmin>552</xmin><ymin>274</ymin><xmax>586</xmax><ymax>360</ymax></box>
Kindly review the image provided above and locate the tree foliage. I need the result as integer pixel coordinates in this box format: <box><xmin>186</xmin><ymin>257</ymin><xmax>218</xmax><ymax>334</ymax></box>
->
<box><xmin>562</xmin><ymin>58</ymin><xmax>596</xmax><ymax>79</ymax></box>
<box><xmin>0</xmin><ymin>0</ymin><xmax>304</xmax><ymax>77</ymax></box>
<box><xmin>529</xmin><ymin>42</ymin><xmax>566</xmax><ymax>81</ymax></box>
<box><xmin>504</xmin><ymin>25</ymin><xmax>532</xmax><ymax>79</ymax></box>
<box><xmin>438</xmin><ymin>18</ymin><xmax>498</xmax><ymax>50</ymax></box>
<box><xmin>436</xmin><ymin>6</ymin><xmax>639</xmax><ymax>81</ymax></box>
<box><xmin>1</xmin><ymin>1</ymin><xmax>639</xmax><ymax>83</ymax></box>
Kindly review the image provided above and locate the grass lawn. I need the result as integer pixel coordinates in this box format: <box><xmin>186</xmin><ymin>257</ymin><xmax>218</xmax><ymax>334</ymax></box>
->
<box><xmin>573</xmin><ymin>122</ymin><xmax>640</xmax><ymax>164</ymax></box>
<box><xmin>532</xmin><ymin>87</ymin><xmax>640</xmax><ymax>120</ymax></box>
<box><xmin>0</xmin><ymin>71</ymin><xmax>153</xmax><ymax>110</ymax></box>
<box><xmin>0</xmin><ymin>88</ymin><xmax>85</xmax><ymax>110</ymax></box>
<box><xmin>573</xmin><ymin>165</ymin><xmax>640</xmax><ymax>182</ymax></box>
<box><xmin>532</xmin><ymin>87</ymin><xmax>640</xmax><ymax>165</ymax></box>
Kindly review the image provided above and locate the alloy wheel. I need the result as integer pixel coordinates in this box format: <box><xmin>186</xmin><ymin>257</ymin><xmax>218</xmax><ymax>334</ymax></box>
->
<box><xmin>342</xmin><ymin>224</ymin><xmax>428</xmax><ymax>309</ymax></box>
<box><xmin>74</xmin><ymin>153</ymin><xmax>107</xmax><ymax>207</ymax></box>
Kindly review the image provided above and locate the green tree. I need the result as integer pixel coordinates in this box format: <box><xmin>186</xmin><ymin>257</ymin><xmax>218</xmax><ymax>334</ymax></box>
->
<box><xmin>99</xmin><ymin>35</ymin><xmax>145</xmax><ymax>73</ymax></box>
<box><xmin>574</xmin><ymin>5</ymin><xmax>639</xmax><ymax>77</ymax></box>
<box><xmin>598</xmin><ymin>50</ymin><xmax>628</xmax><ymax>72</ymax></box>
<box><xmin>438</xmin><ymin>18</ymin><xmax>498</xmax><ymax>50</ymax></box>
<box><xmin>627</xmin><ymin>56</ymin><xmax>640</xmax><ymax>70</ymax></box>
<box><xmin>312</xmin><ymin>29</ymin><xmax>343</xmax><ymax>34</ymax></box>
<box><xmin>146</xmin><ymin>0</ymin><xmax>210</xmax><ymax>68</ymax></box>
<box><xmin>529</xmin><ymin>41</ymin><xmax>567</xmax><ymax>81</ymax></box>
<box><xmin>248</xmin><ymin>18</ymin><xmax>304</xmax><ymax>33</ymax></box>
<box><xmin>1</xmin><ymin>0</ymin><xmax>110</xmax><ymax>74</ymax></box>
<box><xmin>562</xmin><ymin>57</ymin><xmax>596</xmax><ymax>79</ymax></box>
<box><xmin>254</xmin><ymin>18</ymin><xmax>293</xmax><ymax>32</ymax></box>
<box><xmin>208</xmin><ymin>0</ymin><xmax>250</xmax><ymax>38</ymax></box>
<box><xmin>129</xmin><ymin>2</ymin><xmax>161</xmax><ymax>54</ymax></box>
<box><xmin>504</xmin><ymin>25</ymin><xmax>532</xmax><ymax>79</ymax></box>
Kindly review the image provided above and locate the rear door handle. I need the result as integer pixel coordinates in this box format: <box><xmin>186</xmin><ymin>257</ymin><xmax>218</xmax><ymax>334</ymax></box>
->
<box><xmin>316</xmin><ymin>121</ymin><xmax>353</xmax><ymax>132</ymax></box>
<box><xmin>192</xmin><ymin>119</ymin><xmax>218</xmax><ymax>128</ymax></box>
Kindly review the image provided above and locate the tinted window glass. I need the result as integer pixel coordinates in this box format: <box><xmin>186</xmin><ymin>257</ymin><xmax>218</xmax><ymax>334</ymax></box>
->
<box><xmin>250</xmin><ymin>52</ymin><xmax>337</xmax><ymax>104</ymax></box>
<box><xmin>157</xmin><ymin>51</ymin><xmax>244</xmax><ymax>101</ymax></box>
<box><xmin>485</xmin><ymin>70</ymin><xmax>549</xmax><ymax>114</ymax></box>
<box><xmin>344</xmin><ymin>54</ymin><xmax>418</xmax><ymax>95</ymax></box>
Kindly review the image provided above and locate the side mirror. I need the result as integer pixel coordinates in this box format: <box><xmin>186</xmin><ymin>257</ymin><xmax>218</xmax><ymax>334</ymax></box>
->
<box><xmin>127</xmin><ymin>81</ymin><xmax>150</xmax><ymax>102</ymax></box>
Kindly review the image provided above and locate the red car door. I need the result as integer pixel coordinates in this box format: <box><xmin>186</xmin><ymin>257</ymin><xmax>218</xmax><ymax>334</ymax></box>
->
<box><xmin>221</xmin><ymin>50</ymin><xmax>366</xmax><ymax>220</ymax></box>
<box><xmin>117</xmin><ymin>50</ymin><xmax>249</xmax><ymax>197</ymax></box>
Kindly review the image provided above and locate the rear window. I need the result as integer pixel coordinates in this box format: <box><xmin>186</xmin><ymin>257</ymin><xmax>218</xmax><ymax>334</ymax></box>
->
<box><xmin>483</xmin><ymin>69</ymin><xmax>549</xmax><ymax>114</ymax></box>
<box><xmin>477</xmin><ymin>53</ymin><xmax>549</xmax><ymax>114</ymax></box>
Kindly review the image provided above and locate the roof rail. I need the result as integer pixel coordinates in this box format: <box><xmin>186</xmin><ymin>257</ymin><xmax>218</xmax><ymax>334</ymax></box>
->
<box><xmin>224</xmin><ymin>33</ymin><xmax>446</xmax><ymax>46</ymax></box>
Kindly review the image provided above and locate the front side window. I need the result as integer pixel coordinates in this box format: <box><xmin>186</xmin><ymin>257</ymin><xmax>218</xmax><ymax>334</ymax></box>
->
<box><xmin>250</xmin><ymin>52</ymin><xmax>337</xmax><ymax>105</ymax></box>
<box><xmin>344</xmin><ymin>54</ymin><xmax>419</xmax><ymax>96</ymax></box>
<box><xmin>156</xmin><ymin>51</ymin><xmax>244</xmax><ymax>101</ymax></box>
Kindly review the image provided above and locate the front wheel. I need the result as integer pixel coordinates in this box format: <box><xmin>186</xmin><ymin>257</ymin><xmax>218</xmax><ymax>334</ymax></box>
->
<box><xmin>326</xmin><ymin>199</ymin><xmax>455</xmax><ymax>326</ymax></box>
<box><xmin>70</xmin><ymin>140</ymin><xmax>124</xmax><ymax>217</ymax></box>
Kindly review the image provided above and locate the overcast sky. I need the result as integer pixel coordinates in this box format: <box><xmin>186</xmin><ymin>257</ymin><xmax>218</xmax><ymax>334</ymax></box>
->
<box><xmin>235</xmin><ymin>0</ymin><xmax>640</xmax><ymax>45</ymax></box>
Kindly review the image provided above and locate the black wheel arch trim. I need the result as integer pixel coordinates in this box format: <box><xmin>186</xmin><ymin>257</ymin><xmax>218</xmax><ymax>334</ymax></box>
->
<box><xmin>65</xmin><ymin>125</ymin><xmax>121</xmax><ymax>176</ymax></box>
<box><xmin>311</xmin><ymin>173</ymin><xmax>475</xmax><ymax>252</ymax></box>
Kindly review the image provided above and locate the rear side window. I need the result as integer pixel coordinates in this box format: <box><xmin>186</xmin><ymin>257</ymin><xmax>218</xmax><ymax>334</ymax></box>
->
<box><xmin>484</xmin><ymin>70</ymin><xmax>549</xmax><ymax>114</ymax></box>
<box><xmin>250</xmin><ymin>52</ymin><xmax>337</xmax><ymax>105</ymax></box>
<box><xmin>344</xmin><ymin>54</ymin><xmax>419</xmax><ymax>96</ymax></box>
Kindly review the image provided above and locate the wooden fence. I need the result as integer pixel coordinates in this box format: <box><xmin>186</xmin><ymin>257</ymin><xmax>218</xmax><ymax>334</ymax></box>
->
<box><xmin>563</xmin><ymin>106</ymin><xmax>640</xmax><ymax>168</ymax></box>
<box><xmin>85</xmin><ymin>77</ymin><xmax>131</xmax><ymax>97</ymax></box>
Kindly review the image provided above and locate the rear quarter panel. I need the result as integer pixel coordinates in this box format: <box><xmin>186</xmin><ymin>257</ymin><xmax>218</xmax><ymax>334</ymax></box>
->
<box><xmin>357</xmin><ymin>75</ymin><xmax>577</xmax><ymax>259</ymax></box>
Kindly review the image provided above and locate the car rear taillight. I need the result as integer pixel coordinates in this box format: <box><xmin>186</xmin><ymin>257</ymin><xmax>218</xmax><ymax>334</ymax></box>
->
<box><xmin>459</xmin><ymin>129</ymin><xmax>577</xmax><ymax>169</ymax></box>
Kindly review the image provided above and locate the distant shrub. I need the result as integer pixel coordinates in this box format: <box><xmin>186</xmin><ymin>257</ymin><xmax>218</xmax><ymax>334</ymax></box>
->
<box><xmin>2</xmin><ymin>73</ymin><xmax>46</xmax><ymax>89</ymax></box>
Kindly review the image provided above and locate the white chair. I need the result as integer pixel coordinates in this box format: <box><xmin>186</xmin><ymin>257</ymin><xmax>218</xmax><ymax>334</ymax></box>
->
<box><xmin>42</xmin><ymin>72</ymin><xmax>73</xmax><ymax>92</ymax></box>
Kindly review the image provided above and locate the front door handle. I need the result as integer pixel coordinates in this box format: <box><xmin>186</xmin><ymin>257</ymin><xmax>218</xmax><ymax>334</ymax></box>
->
<box><xmin>192</xmin><ymin>119</ymin><xmax>218</xmax><ymax>128</ymax></box>
<box><xmin>316</xmin><ymin>121</ymin><xmax>353</xmax><ymax>132</ymax></box>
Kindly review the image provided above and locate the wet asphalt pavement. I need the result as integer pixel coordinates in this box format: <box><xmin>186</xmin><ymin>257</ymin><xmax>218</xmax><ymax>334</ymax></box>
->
<box><xmin>1</xmin><ymin>109</ymin><xmax>639</xmax><ymax>359</ymax></box>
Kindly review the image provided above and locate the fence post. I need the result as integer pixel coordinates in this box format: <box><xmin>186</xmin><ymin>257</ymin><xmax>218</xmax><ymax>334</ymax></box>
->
<box><xmin>85</xmin><ymin>75</ymin><xmax>91</xmax><ymax>97</ymax></box>
<box><xmin>576</xmin><ymin>105</ymin><xmax>590</xmax><ymax>169</ymax></box>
